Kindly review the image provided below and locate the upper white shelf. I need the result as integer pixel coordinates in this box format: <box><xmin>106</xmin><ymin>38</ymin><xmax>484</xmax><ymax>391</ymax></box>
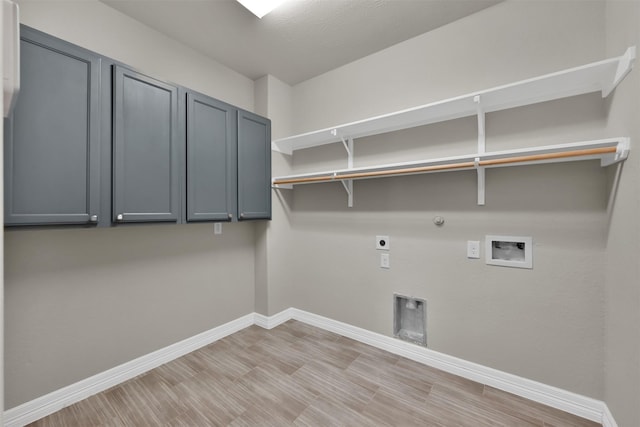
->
<box><xmin>272</xmin><ymin>47</ymin><xmax>636</xmax><ymax>155</ymax></box>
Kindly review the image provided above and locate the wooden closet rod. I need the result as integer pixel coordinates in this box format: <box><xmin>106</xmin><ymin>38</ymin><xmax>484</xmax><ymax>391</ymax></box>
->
<box><xmin>480</xmin><ymin>146</ymin><xmax>615</xmax><ymax>167</ymax></box>
<box><xmin>272</xmin><ymin>146</ymin><xmax>617</xmax><ymax>186</ymax></box>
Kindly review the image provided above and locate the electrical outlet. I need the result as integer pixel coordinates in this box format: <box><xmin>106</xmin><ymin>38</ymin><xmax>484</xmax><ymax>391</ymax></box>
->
<box><xmin>380</xmin><ymin>253</ymin><xmax>390</xmax><ymax>269</ymax></box>
<box><xmin>467</xmin><ymin>240</ymin><xmax>480</xmax><ymax>259</ymax></box>
<box><xmin>214</xmin><ymin>223</ymin><xmax>222</xmax><ymax>235</ymax></box>
<box><xmin>376</xmin><ymin>235</ymin><xmax>390</xmax><ymax>250</ymax></box>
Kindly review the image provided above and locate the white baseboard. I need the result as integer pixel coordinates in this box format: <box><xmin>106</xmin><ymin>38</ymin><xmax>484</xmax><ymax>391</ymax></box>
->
<box><xmin>3</xmin><ymin>313</ymin><xmax>255</xmax><ymax>427</ymax></box>
<box><xmin>287</xmin><ymin>308</ymin><xmax>611</xmax><ymax>424</ymax></box>
<box><xmin>254</xmin><ymin>308</ymin><xmax>294</xmax><ymax>329</ymax></box>
<box><xmin>602</xmin><ymin>404</ymin><xmax>619</xmax><ymax>427</ymax></box>
<box><xmin>4</xmin><ymin>308</ymin><xmax>617</xmax><ymax>427</ymax></box>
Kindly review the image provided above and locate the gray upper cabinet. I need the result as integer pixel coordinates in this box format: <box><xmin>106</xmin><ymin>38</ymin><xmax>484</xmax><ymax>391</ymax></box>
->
<box><xmin>112</xmin><ymin>66</ymin><xmax>180</xmax><ymax>223</ymax></box>
<box><xmin>6</xmin><ymin>26</ymin><xmax>271</xmax><ymax>227</ymax></box>
<box><xmin>4</xmin><ymin>27</ymin><xmax>101</xmax><ymax>225</ymax></box>
<box><xmin>186</xmin><ymin>92</ymin><xmax>237</xmax><ymax>222</ymax></box>
<box><xmin>237</xmin><ymin>110</ymin><xmax>271</xmax><ymax>221</ymax></box>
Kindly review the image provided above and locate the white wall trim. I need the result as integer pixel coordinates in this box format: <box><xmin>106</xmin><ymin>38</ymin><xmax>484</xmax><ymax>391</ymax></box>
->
<box><xmin>4</xmin><ymin>309</ymin><xmax>618</xmax><ymax>427</ymax></box>
<box><xmin>3</xmin><ymin>313</ymin><xmax>255</xmax><ymax>427</ymax></box>
<box><xmin>602</xmin><ymin>404</ymin><xmax>619</xmax><ymax>427</ymax></box>
<box><xmin>253</xmin><ymin>307</ymin><xmax>294</xmax><ymax>329</ymax></box>
<box><xmin>286</xmin><ymin>308</ymin><xmax>607</xmax><ymax>423</ymax></box>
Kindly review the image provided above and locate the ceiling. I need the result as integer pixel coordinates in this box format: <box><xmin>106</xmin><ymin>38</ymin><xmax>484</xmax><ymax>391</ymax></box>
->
<box><xmin>100</xmin><ymin>0</ymin><xmax>501</xmax><ymax>85</ymax></box>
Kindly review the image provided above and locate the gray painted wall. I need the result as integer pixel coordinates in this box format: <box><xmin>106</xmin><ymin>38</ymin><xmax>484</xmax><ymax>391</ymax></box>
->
<box><xmin>18</xmin><ymin>0</ymin><xmax>254</xmax><ymax>111</ymax></box>
<box><xmin>5</xmin><ymin>224</ymin><xmax>255</xmax><ymax>408</ymax></box>
<box><xmin>6</xmin><ymin>1</ymin><xmax>639</xmax><ymax>424</ymax></box>
<box><xmin>5</xmin><ymin>0</ymin><xmax>257</xmax><ymax>408</ymax></box>
<box><xmin>604</xmin><ymin>1</ymin><xmax>640</xmax><ymax>426</ymax></box>
<box><xmin>267</xmin><ymin>0</ymin><xmax>611</xmax><ymax>398</ymax></box>
<box><xmin>254</xmin><ymin>75</ymin><xmax>294</xmax><ymax>316</ymax></box>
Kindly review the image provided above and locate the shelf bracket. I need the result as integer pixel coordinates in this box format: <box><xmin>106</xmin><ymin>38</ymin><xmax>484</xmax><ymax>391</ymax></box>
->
<box><xmin>475</xmin><ymin>157</ymin><xmax>486</xmax><ymax>206</ymax></box>
<box><xmin>474</xmin><ymin>96</ymin><xmax>486</xmax><ymax>205</ymax></box>
<box><xmin>474</xmin><ymin>95</ymin><xmax>486</xmax><ymax>154</ymax></box>
<box><xmin>340</xmin><ymin>177</ymin><xmax>354</xmax><ymax>208</ymax></box>
<box><xmin>339</xmin><ymin>137</ymin><xmax>354</xmax><ymax>206</ymax></box>
<box><xmin>340</xmin><ymin>136</ymin><xmax>354</xmax><ymax>169</ymax></box>
<box><xmin>602</xmin><ymin>46</ymin><xmax>636</xmax><ymax>98</ymax></box>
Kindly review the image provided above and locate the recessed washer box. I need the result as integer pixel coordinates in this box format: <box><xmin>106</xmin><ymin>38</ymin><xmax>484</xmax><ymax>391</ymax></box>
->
<box><xmin>393</xmin><ymin>294</ymin><xmax>426</xmax><ymax>347</ymax></box>
<box><xmin>485</xmin><ymin>235</ymin><xmax>532</xmax><ymax>269</ymax></box>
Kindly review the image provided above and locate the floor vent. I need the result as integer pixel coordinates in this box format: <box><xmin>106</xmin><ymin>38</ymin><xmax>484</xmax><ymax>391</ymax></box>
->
<box><xmin>393</xmin><ymin>294</ymin><xmax>427</xmax><ymax>346</ymax></box>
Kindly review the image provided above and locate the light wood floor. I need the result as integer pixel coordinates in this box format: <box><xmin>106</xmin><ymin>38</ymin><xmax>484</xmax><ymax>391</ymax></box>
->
<box><xmin>29</xmin><ymin>320</ymin><xmax>600</xmax><ymax>426</ymax></box>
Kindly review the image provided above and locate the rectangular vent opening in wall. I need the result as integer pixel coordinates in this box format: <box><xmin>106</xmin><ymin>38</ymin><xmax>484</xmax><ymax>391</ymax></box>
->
<box><xmin>393</xmin><ymin>294</ymin><xmax>427</xmax><ymax>346</ymax></box>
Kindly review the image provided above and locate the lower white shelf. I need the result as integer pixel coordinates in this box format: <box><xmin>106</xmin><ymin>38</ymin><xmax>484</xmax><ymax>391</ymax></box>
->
<box><xmin>272</xmin><ymin>137</ymin><xmax>630</xmax><ymax>206</ymax></box>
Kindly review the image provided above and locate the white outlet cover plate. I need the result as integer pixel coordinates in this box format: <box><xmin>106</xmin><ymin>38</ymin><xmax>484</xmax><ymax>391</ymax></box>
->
<box><xmin>467</xmin><ymin>240</ymin><xmax>480</xmax><ymax>259</ymax></box>
<box><xmin>376</xmin><ymin>235</ymin><xmax>390</xmax><ymax>250</ymax></box>
<box><xmin>380</xmin><ymin>253</ymin><xmax>390</xmax><ymax>269</ymax></box>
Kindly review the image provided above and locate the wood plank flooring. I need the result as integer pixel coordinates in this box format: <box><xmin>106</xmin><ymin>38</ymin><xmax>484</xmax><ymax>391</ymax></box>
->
<box><xmin>28</xmin><ymin>320</ymin><xmax>600</xmax><ymax>426</ymax></box>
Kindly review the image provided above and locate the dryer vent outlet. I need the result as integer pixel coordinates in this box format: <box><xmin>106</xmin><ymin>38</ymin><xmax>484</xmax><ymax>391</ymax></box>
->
<box><xmin>393</xmin><ymin>294</ymin><xmax>427</xmax><ymax>346</ymax></box>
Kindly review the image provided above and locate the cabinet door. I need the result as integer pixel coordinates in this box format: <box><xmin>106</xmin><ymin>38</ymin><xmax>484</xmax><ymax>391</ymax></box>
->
<box><xmin>4</xmin><ymin>28</ymin><xmax>100</xmax><ymax>225</ymax></box>
<box><xmin>186</xmin><ymin>92</ymin><xmax>236</xmax><ymax>222</ymax></box>
<box><xmin>112</xmin><ymin>66</ymin><xmax>179</xmax><ymax>223</ymax></box>
<box><xmin>237</xmin><ymin>110</ymin><xmax>271</xmax><ymax>220</ymax></box>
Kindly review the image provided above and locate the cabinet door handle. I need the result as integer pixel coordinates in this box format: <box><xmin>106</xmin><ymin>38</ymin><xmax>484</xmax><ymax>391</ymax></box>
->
<box><xmin>116</xmin><ymin>214</ymin><xmax>124</xmax><ymax>221</ymax></box>
<box><xmin>228</xmin><ymin>213</ymin><xmax>233</xmax><ymax>220</ymax></box>
<box><xmin>240</xmin><ymin>213</ymin><xmax>245</xmax><ymax>219</ymax></box>
<box><xmin>90</xmin><ymin>215</ymin><xmax>98</xmax><ymax>222</ymax></box>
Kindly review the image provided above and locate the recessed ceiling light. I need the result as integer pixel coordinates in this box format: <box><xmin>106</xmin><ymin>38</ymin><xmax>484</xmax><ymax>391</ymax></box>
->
<box><xmin>236</xmin><ymin>0</ymin><xmax>287</xmax><ymax>19</ymax></box>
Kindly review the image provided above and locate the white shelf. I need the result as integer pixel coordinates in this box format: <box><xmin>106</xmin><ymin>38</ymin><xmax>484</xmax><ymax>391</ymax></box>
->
<box><xmin>272</xmin><ymin>138</ymin><xmax>629</xmax><ymax>188</ymax></box>
<box><xmin>273</xmin><ymin>48</ymin><xmax>635</xmax><ymax>207</ymax></box>
<box><xmin>272</xmin><ymin>47</ymin><xmax>636</xmax><ymax>155</ymax></box>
